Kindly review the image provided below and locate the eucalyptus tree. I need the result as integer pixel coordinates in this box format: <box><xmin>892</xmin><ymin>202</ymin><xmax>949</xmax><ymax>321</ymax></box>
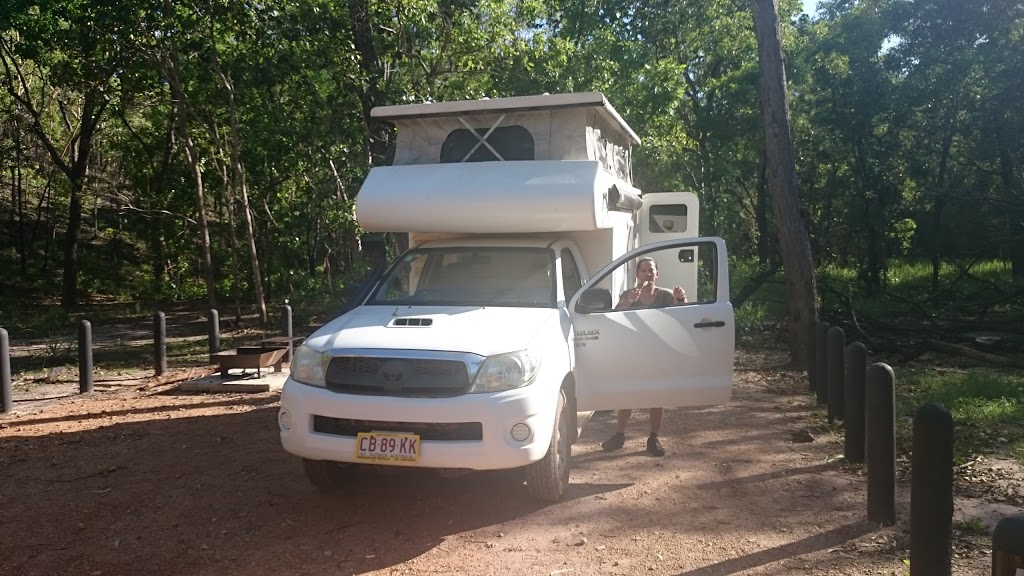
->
<box><xmin>0</xmin><ymin>0</ymin><xmax>150</xmax><ymax>308</ymax></box>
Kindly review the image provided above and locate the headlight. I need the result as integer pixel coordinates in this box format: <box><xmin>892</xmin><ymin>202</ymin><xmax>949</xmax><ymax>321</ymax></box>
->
<box><xmin>469</xmin><ymin>351</ymin><xmax>541</xmax><ymax>393</ymax></box>
<box><xmin>290</xmin><ymin>345</ymin><xmax>327</xmax><ymax>387</ymax></box>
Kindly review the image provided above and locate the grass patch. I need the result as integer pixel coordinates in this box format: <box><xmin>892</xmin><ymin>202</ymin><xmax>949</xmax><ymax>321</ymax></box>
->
<box><xmin>894</xmin><ymin>367</ymin><xmax>1024</xmax><ymax>464</ymax></box>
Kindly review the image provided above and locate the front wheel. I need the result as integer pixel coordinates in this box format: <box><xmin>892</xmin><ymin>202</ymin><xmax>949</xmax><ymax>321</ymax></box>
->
<box><xmin>525</xmin><ymin>389</ymin><xmax>571</xmax><ymax>502</ymax></box>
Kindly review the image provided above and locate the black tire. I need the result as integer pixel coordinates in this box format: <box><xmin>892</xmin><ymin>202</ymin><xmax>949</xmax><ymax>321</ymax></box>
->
<box><xmin>302</xmin><ymin>458</ymin><xmax>350</xmax><ymax>490</ymax></box>
<box><xmin>525</xmin><ymin>389</ymin><xmax>571</xmax><ymax>502</ymax></box>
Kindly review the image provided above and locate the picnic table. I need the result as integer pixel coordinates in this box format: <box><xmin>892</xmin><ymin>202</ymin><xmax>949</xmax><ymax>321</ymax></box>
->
<box><xmin>210</xmin><ymin>336</ymin><xmax>305</xmax><ymax>379</ymax></box>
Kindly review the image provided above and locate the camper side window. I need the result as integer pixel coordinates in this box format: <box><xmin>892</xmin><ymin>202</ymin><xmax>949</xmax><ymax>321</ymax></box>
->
<box><xmin>440</xmin><ymin>126</ymin><xmax>535</xmax><ymax>163</ymax></box>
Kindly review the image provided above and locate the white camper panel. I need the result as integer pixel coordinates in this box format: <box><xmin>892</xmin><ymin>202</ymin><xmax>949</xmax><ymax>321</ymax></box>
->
<box><xmin>356</xmin><ymin>161</ymin><xmax>639</xmax><ymax>234</ymax></box>
<box><xmin>636</xmin><ymin>192</ymin><xmax>701</xmax><ymax>302</ymax></box>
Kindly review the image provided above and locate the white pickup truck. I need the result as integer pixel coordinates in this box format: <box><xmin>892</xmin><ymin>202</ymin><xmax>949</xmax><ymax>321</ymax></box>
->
<box><xmin>277</xmin><ymin>92</ymin><xmax>735</xmax><ymax>501</ymax></box>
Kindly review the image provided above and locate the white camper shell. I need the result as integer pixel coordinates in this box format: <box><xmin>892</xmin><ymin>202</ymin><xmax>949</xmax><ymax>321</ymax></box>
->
<box><xmin>278</xmin><ymin>92</ymin><xmax>735</xmax><ymax>501</ymax></box>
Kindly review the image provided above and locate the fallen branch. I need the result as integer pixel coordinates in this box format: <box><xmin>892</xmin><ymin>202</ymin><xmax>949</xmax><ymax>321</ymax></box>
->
<box><xmin>732</xmin><ymin>262</ymin><xmax>782</xmax><ymax>309</ymax></box>
<box><xmin>928</xmin><ymin>340</ymin><xmax>1024</xmax><ymax>369</ymax></box>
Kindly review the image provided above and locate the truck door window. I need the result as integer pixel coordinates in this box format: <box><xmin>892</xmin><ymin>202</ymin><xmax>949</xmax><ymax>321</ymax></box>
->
<box><xmin>595</xmin><ymin>242</ymin><xmax>716</xmax><ymax>311</ymax></box>
<box><xmin>560</xmin><ymin>248</ymin><xmax>583</xmax><ymax>302</ymax></box>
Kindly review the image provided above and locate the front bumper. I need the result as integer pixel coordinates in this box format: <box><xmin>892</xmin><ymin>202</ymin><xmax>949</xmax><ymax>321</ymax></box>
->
<box><xmin>278</xmin><ymin>378</ymin><xmax>558</xmax><ymax>470</ymax></box>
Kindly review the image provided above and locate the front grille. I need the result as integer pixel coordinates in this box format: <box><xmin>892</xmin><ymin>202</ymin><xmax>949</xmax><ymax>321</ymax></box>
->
<box><xmin>325</xmin><ymin>356</ymin><xmax>470</xmax><ymax>398</ymax></box>
<box><xmin>313</xmin><ymin>416</ymin><xmax>483</xmax><ymax>441</ymax></box>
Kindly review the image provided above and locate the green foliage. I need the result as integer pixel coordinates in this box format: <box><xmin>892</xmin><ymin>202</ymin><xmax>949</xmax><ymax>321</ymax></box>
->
<box><xmin>895</xmin><ymin>367</ymin><xmax>1024</xmax><ymax>464</ymax></box>
<box><xmin>1</xmin><ymin>0</ymin><xmax>1022</xmax><ymax>317</ymax></box>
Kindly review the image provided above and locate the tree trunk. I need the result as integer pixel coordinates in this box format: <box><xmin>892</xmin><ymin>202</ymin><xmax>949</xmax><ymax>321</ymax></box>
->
<box><xmin>751</xmin><ymin>0</ymin><xmax>819</xmax><ymax>367</ymax></box>
<box><xmin>218</xmin><ymin>69</ymin><xmax>268</xmax><ymax>324</ymax></box>
<box><xmin>931</xmin><ymin>109</ymin><xmax>956</xmax><ymax>291</ymax></box>
<box><xmin>757</xmin><ymin>149</ymin><xmax>770</xmax><ymax>264</ymax></box>
<box><xmin>166</xmin><ymin>53</ymin><xmax>217</xmax><ymax>309</ymax></box>
<box><xmin>993</xmin><ymin>108</ymin><xmax>1024</xmax><ymax>279</ymax></box>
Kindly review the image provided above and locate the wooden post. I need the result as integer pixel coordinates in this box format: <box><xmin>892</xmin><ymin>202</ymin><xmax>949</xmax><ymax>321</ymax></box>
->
<box><xmin>911</xmin><ymin>403</ymin><xmax>953</xmax><ymax>575</ymax></box>
<box><xmin>815</xmin><ymin>321</ymin><xmax>829</xmax><ymax>405</ymax></box>
<box><xmin>866</xmin><ymin>362</ymin><xmax>895</xmax><ymax>525</ymax></box>
<box><xmin>78</xmin><ymin>320</ymin><xmax>93</xmax><ymax>393</ymax></box>
<box><xmin>844</xmin><ymin>342</ymin><xmax>868</xmax><ymax>463</ymax></box>
<box><xmin>826</xmin><ymin>326</ymin><xmax>845</xmax><ymax>424</ymax></box>
<box><xmin>154</xmin><ymin>311</ymin><xmax>167</xmax><ymax>377</ymax></box>
<box><xmin>1</xmin><ymin>328</ymin><xmax>11</xmax><ymax>413</ymax></box>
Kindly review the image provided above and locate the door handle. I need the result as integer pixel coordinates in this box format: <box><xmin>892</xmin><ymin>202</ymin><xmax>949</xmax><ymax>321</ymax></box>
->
<box><xmin>693</xmin><ymin>320</ymin><xmax>726</xmax><ymax>328</ymax></box>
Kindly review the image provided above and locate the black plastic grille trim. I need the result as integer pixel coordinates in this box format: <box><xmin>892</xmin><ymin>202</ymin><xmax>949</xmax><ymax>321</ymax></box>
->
<box><xmin>312</xmin><ymin>416</ymin><xmax>483</xmax><ymax>441</ymax></box>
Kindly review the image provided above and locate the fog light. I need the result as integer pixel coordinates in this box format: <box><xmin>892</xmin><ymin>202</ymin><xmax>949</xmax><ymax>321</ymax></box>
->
<box><xmin>510</xmin><ymin>423</ymin><xmax>531</xmax><ymax>442</ymax></box>
<box><xmin>278</xmin><ymin>409</ymin><xmax>293</xmax><ymax>431</ymax></box>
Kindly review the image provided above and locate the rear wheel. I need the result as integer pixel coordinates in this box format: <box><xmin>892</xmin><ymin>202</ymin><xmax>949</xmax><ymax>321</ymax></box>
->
<box><xmin>525</xmin><ymin>390</ymin><xmax>571</xmax><ymax>502</ymax></box>
<box><xmin>302</xmin><ymin>459</ymin><xmax>351</xmax><ymax>490</ymax></box>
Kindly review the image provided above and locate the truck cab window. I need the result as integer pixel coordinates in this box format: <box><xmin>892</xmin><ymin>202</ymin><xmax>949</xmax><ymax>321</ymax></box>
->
<box><xmin>560</xmin><ymin>248</ymin><xmax>583</xmax><ymax>302</ymax></box>
<box><xmin>370</xmin><ymin>247</ymin><xmax>556</xmax><ymax>308</ymax></box>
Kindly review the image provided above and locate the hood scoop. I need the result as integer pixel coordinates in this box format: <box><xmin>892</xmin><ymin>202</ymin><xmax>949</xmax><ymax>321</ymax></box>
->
<box><xmin>390</xmin><ymin>317</ymin><xmax>434</xmax><ymax>327</ymax></box>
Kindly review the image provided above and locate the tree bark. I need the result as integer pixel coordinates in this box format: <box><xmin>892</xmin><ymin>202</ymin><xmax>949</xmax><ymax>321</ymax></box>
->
<box><xmin>218</xmin><ymin>68</ymin><xmax>268</xmax><ymax>324</ymax></box>
<box><xmin>165</xmin><ymin>51</ymin><xmax>217</xmax><ymax>310</ymax></box>
<box><xmin>751</xmin><ymin>0</ymin><xmax>819</xmax><ymax>367</ymax></box>
<box><xmin>931</xmin><ymin>109</ymin><xmax>956</xmax><ymax>291</ymax></box>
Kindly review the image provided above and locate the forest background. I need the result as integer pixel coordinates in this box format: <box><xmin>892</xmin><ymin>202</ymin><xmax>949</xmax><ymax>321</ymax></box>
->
<box><xmin>1</xmin><ymin>0</ymin><xmax>1022</xmax><ymax>356</ymax></box>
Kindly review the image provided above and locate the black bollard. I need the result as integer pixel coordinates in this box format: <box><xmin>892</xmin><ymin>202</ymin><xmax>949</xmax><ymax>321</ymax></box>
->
<box><xmin>844</xmin><ymin>342</ymin><xmax>868</xmax><ymax>463</ymax></box>
<box><xmin>992</xmin><ymin>514</ymin><xmax>1024</xmax><ymax>576</ymax></box>
<box><xmin>911</xmin><ymin>403</ymin><xmax>953</xmax><ymax>576</ymax></box>
<box><xmin>208</xmin><ymin>309</ymin><xmax>220</xmax><ymax>356</ymax></box>
<box><xmin>154</xmin><ymin>311</ymin><xmax>167</xmax><ymax>377</ymax></box>
<box><xmin>815</xmin><ymin>321</ymin><xmax>829</xmax><ymax>406</ymax></box>
<box><xmin>807</xmin><ymin>318</ymin><xmax>817</xmax><ymax>393</ymax></box>
<box><xmin>78</xmin><ymin>320</ymin><xmax>93</xmax><ymax>393</ymax></box>
<box><xmin>1</xmin><ymin>328</ymin><xmax>11</xmax><ymax>413</ymax></box>
<box><xmin>280</xmin><ymin>303</ymin><xmax>293</xmax><ymax>362</ymax></box>
<box><xmin>826</xmin><ymin>326</ymin><xmax>846</xmax><ymax>424</ymax></box>
<box><xmin>865</xmin><ymin>362</ymin><xmax>896</xmax><ymax>525</ymax></box>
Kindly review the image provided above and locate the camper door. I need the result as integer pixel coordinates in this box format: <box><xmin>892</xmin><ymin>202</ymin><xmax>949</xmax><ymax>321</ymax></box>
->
<box><xmin>568</xmin><ymin>237</ymin><xmax>733</xmax><ymax>412</ymax></box>
<box><xmin>637</xmin><ymin>192</ymin><xmax>699</xmax><ymax>303</ymax></box>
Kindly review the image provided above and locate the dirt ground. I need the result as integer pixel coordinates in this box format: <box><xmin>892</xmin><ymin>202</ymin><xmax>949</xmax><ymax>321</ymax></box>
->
<box><xmin>0</xmin><ymin>349</ymin><xmax>1011</xmax><ymax>576</ymax></box>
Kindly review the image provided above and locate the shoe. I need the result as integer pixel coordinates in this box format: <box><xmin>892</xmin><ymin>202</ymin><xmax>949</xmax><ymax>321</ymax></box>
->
<box><xmin>646</xmin><ymin>435</ymin><xmax>665</xmax><ymax>457</ymax></box>
<box><xmin>601</xmin><ymin>432</ymin><xmax>626</xmax><ymax>451</ymax></box>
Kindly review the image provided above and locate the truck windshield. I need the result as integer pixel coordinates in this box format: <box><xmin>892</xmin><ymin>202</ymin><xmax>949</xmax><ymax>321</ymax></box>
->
<box><xmin>370</xmin><ymin>247</ymin><xmax>556</xmax><ymax>308</ymax></box>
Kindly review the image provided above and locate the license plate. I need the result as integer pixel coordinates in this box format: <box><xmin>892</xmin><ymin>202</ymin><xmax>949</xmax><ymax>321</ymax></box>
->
<box><xmin>355</xmin><ymin>432</ymin><xmax>420</xmax><ymax>463</ymax></box>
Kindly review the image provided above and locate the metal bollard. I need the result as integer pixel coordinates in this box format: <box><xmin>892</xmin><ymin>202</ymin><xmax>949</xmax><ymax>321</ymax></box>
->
<box><xmin>992</xmin><ymin>514</ymin><xmax>1024</xmax><ymax>576</ymax></box>
<box><xmin>865</xmin><ymin>362</ymin><xmax>896</xmax><ymax>525</ymax></box>
<box><xmin>807</xmin><ymin>318</ymin><xmax>817</xmax><ymax>393</ymax></box>
<box><xmin>78</xmin><ymin>320</ymin><xmax>93</xmax><ymax>393</ymax></box>
<box><xmin>208</xmin><ymin>309</ymin><xmax>220</xmax><ymax>356</ymax></box>
<box><xmin>1</xmin><ymin>328</ymin><xmax>11</xmax><ymax>413</ymax></box>
<box><xmin>815</xmin><ymin>321</ymin><xmax>829</xmax><ymax>406</ymax></box>
<box><xmin>154</xmin><ymin>311</ymin><xmax>167</xmax><ymax>377</ymax></box>
<box><xmin>911</xmin><ymin>402</ymin><xmax>953</xmax><ymax>575</ymax></box>
<box><xmin>843</xmin><ymin>342</ymin><xmax>868</xmax><ymax>463</ymax></box>
<box><xmin>280</xmin><ymin>303</ymin><xmax>293</xmax><ymax>362</ymax></box>
<box><xmin>826</xmin><ymin>326</ymin><xmax>845</xmax><ymax>424</ymax></box>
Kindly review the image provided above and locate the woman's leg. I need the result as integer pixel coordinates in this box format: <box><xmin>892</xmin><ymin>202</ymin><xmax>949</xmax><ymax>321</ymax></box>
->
<box><xmin>646</xmin><ymin>408</ymin><xmax>665</xmax><ymax>456</ymax></box>
<box><xmin>649</xmin><ymin>408</ymin><xmax>663</xmax><ymax>435</ymax></box>
<box><xmin>615</xmin><ymin>409</ymin><xmax>633</xmax><ymax>433</ymax></box>
<box><xmin>602</xmin><ymin>409</ymin><xmax>633</xmax><ymax>451</ymax></box>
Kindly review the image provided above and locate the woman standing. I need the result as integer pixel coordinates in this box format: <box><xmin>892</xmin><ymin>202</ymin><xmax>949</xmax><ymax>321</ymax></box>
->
<box><xmin>600</xmin><ymin>257</ymin><xmax>686</xmax><ymax>457</ymax></box>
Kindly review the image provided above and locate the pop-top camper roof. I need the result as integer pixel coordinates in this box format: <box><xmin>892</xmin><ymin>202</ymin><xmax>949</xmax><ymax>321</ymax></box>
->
<box><xmin>355</xmin><ymin>92</ymin><xmax>644</xmax><ymax>234</ymax></box>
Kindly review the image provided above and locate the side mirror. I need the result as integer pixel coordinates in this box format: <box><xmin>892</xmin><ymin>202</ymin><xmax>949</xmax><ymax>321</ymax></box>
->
<box><xmin>575</xmin><ymin>288</ymin><xmax>613</xmax><ymax>313</ymax></box>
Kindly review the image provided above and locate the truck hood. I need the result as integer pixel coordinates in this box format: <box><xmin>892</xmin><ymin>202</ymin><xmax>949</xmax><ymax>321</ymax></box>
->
<box><xmin>304</xmin><ymin>305</ymin><xmax>561</xmax><ymax>357</ymax></box>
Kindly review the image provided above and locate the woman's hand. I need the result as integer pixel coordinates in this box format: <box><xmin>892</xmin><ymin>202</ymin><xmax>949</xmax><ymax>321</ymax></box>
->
<box><xmin>672</xmin><ymin>286</ymin><xmax>686</xmax><ymax>302</ymax></box>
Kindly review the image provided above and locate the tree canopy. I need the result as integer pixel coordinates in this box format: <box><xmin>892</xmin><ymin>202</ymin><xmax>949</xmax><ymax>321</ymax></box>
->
<box><xmin>1</xmin><ymin>0</ymin><xmax>1021</xmax><ymax>327</ymax></box>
